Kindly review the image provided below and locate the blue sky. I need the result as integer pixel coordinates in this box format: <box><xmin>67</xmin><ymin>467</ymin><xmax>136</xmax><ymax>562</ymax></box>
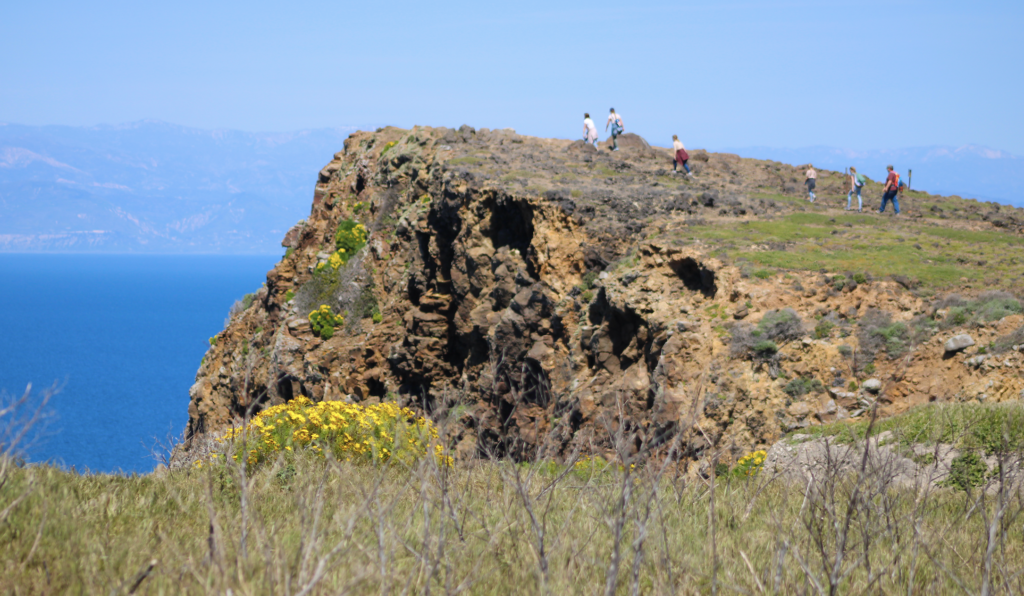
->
<box><xmin>2</xmin><ymin>0</ymin><xmax>1023</xmax><ymax>153</ymax></box>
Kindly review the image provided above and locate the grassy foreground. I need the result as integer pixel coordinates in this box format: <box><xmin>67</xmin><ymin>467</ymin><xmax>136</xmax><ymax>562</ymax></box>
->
<box><xmin>3</xmin><ymin>409</ymin><xmax>1024</xmax><ymax>596</ymax></box>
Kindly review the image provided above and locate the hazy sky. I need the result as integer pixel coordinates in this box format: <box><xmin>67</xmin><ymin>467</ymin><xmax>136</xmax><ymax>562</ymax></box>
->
<box><xmin>2</xmin><ymin>0</ymin><xmax>1022</xmax><ymax>153</ymax></box>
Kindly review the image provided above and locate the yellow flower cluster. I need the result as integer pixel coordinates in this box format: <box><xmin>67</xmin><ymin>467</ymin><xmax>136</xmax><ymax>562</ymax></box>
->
<box><xmin>309</xmin><ymin>304</ymin><xmax>343</xmax><ymax>339</ymax></box>
<box><xmin>220</xmin><ymin>396</ymin><xmax>449</xmax><ymax>468</ymax></box>
<box><xmin>333</xmin><ymin>220</ymin><xmax>368</xmax><ymax>267</ymax></box>
<box><xmin>735</xmin><ymin>450</ymin><xmax>767</xmax><ymax>477</ymax></box>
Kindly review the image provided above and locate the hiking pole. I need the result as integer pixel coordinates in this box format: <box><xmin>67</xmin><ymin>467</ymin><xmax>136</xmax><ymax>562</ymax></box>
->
<box><xmin>908</xmin><ymin>169</ymin><xmax>912</xmax><ymax>190</ymax></box>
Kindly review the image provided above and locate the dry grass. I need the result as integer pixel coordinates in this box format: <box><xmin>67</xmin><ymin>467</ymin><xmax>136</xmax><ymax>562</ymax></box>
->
<box><xmin>4</xmin><ymin>398</ymin><xmax>1024</xmax><ymax>595</ymax></box>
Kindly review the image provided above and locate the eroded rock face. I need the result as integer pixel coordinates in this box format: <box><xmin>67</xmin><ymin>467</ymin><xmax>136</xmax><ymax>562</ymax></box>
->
<box><xmin>182</xmin><ymin>126</ymin><xmax>1024</xmax><ymax>468</ymax></box>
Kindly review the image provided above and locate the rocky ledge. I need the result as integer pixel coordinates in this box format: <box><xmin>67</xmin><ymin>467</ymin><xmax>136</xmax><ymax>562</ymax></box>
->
<box><xmin>177</xmin><ymin>125</ymin><xmax>1024</xmax><ymax>469</ymax></box>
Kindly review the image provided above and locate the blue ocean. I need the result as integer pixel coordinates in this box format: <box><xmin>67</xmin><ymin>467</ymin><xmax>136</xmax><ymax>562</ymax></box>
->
<box><xmin>0</xmin><ymin>254</ymin><xmax>280</xmax><ymax>473</ymax></box>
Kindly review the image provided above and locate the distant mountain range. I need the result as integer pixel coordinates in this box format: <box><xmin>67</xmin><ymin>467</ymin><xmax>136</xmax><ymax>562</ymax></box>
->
<box><xmin>2</xmin><ymin>122</ymin><xmax>1022</xmax><ymax>253</ymax></box>
<box><xmin>0</xmin><ymin>121</ymin><xmax>355</xmax><ymax>253</ymax></box>
<box><xmin>721</xmin><ymin>145</ymin><xmax>1024</xmax><ymax>207</ymax></box>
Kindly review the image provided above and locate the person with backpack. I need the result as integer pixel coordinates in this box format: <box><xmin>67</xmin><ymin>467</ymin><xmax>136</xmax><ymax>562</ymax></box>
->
<box><xmin>583</xmin><ymin>113</ymin><xmax>599</xmax><ymax>148</ymax></box>
<box><xmin>847</xmin><ymin>166</ymin><xmax>865</xmax><ymax>211</ymax></box>
<box><xmin>672</xmin><ymin>135</ymin><xmax>693</xmax><ymax>177</ymax></box>
<box><xmin>605</xmin><ymin>108</ymin><xmax>623</xmax><ymax>151</ymax></box>
<box><xmin>805</xmin><ymin>165</ymin><xmax>817</xmax><ymax>202</ymax></box>
<box><xmin>879</xmin><ymin>165</ymin><xmax>901</xmax><ymax>215</ymax></box>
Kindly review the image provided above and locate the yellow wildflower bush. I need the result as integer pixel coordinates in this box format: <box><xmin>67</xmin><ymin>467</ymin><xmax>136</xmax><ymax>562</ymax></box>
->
<box><xmin>334</xmin><ymin>219</ymin><xmax>368</xmax><ymax>265</ymax></box>
<box><xmin>221</xmin><ymin>396</ymin><xmax>447</xmax><ymax>468</ymax></box>
<box><xmin>733</xmin><ymin>450</ymin><xmax>767</xmax><ymax>477</ymax></box>
<box><xmin>308</xmin><ymin>304</ymin><xmax>343</xmax><ymax>339</ymax></box>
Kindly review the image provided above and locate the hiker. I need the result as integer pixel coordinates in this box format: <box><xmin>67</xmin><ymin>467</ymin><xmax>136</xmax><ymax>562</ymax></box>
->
<box><xmin>583</xmin><ymin>113</ymin><xmax>599</xmax><ymax>148</ymax></box>
<box><xmin>879</xmin><ymin>165</ymin><xmax>901</xmax><ymax>215</ymax></box>
<box><xmin>605</xmin><ymin>108</ymin><xmax>623</xmax><ymax>151</ymax></box>
<box><xmin>805</xmin><ymin>165</ymin><xmax>817</xmax><ymax>202</ymax></box>
<box><xmin>847</xmin><ymin>166</ymin><xmax>865</xmax><ymax>211</ymax></box>
<box><xmin>672</xmin><ymin>135</ymin><xmax>693</xmax><ymax>177</ymax></box>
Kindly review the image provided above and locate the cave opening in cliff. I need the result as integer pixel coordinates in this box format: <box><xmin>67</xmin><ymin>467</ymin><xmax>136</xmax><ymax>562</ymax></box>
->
<box><xmin>669</xmin><ymin>257</ymin><xmax>717</xmax><ymax>297</ymax></box>
<box><xmin>487</xmin><ymin>194</ymin><xmax>538</xmax><ymax>280</ymax></box>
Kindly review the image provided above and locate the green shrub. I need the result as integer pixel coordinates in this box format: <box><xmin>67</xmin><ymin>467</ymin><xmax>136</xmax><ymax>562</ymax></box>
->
<box><xmin>372</xmin><ymin>308</ymin><xmax>383</xmax><ymax>324</ymax></box>
<box><xmin>814</xmin><ymin>319</ymin><xmax>835</xmax><ymax>339</ymax></box>
<box><xmin>284</xmin><ymin>289</ymin><xmax>295</xmax><ymax>302</ymax></box>
<box><xmin>993</xmin><ymin>325</ymin><xmax>1024</xmax><ymax>353</ymax></box>
<box><xmin>351</xmin><ymin>282</ymin><xmax>380</xmax><ymax>322</ymax></box>
<box><xmin>379</xmin><ymin>140</ymin><xmax>397</xmax><ymax>156</ymax></box>
<box><xmin>757</xmin><ymin>308</ymin><xmax>805</xmax><ymax>342</ymax></box>
<box><xmin>942</xmin><ymin>451</ymin><xmax>987</xmax><ymax>491</ymax></box>
<box><xmin>832</xmin><ymin>275</ymin><xmax>846</xmax><ymax>291</ymax></box>
<box><xmin>581</xmin><ymin>290</ymin><xmax>594</xmax><ymax>303</ymax></box>
<box><xmin>864</xmin><ymin>363</ymin><xmax>876</xmax><ymax>374</ymax></box>
<box><xmin>858</xmin><ymin>309</ymin><xmax>911</xmax><ymax>361</ymax></box>
<box><xmin>943</xmin><ymin>306</ymin><xmax>969</xmax><ymax>327</ymax></box>
<box><xmin>580</xmin><ymin>271</ymin><xmax>599</xmax><ymax>291</ymax></box>
<box><xmin>875</xmin><ymin>322</ymin><xmax>910</xmax><ymax>358</ymax></box>
<box><xmin>753</xmin><ymin>269</ymin><xmax>772</xmax><ymax>279</ymax></box>
<box><xmin>783</xmin><ymin>377</ymin><xmax>824</xmax><ymax>397</ymax></box>
<box><xmin>938</xmin><ymin>291</ymin><xmax>1021</xmax><ymax>329</ymax></box>
<box><xmin>208</xmin><ymin>336</ymin><xmax>218</xmax><ymax>347</ymax></box>
<box><xmin>853</xmin><ymin>272</ymin><xmax>868</xmax><ymax>285</ymax></box>
<box><xmin>973</xmin><ymin>291</ymin><xmax>1022</xmax><ymax>321</ymax></box>
<box><xmin>309</xmin><ymin>305</ymin><xmax>344</xmax><ymax>339</ymax></box>
<box><xmin>731</xmin><ymin>308</ymin><xmax>804</xmax><ymax>358</ymax></box>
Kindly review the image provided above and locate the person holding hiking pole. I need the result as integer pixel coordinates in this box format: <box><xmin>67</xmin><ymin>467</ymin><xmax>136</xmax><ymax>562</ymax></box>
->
<box><xmin>606</xmin><ymin>108</ymin><xmax>623</xmax><ymax>151</ymax></box>
<box><xmin>847</xmin><ymin>166</ymin><xmax>865</xmax><ymax>211</ymax></box>
<box><xmin>672</xmin><ymin>135</ymin><xmax>693</xmax><ymax>177</ymax></box>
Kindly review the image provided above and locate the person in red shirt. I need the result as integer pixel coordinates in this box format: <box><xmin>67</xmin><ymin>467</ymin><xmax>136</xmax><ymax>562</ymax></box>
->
<box><xmin>879</xmin><ymin>165</ymin><xmax>901</xmax><ymax>215</ymax></box>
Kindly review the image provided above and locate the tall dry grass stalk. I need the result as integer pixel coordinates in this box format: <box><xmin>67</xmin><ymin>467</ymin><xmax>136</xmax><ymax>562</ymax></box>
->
<box><xmin>2</xmin><ymin>383</ymin><xmax>1024</xmax><ymax>594</ymax></box>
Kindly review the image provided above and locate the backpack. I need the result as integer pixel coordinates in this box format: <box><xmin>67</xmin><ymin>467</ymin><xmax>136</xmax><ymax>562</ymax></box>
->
<box><xmin>855</xmin><ymin>173</ymin><xmax>866</xmax><ymax>186</ymax></box>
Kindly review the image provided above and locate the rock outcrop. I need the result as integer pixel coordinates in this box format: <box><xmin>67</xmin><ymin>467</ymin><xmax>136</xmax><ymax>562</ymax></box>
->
<box><xmin>181</xmin><ymin>125</ymin><xmax>1024</xmax><ymax>468</ymax></box>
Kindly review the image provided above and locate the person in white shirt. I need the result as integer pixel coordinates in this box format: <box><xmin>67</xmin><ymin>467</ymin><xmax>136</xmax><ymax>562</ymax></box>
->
<box><xmin>605</xmin><ymin>108</ymin><xmax>623</xmax><ymax>151</ymax></box>
<box><xmin>583</xmin><ymin>113</ymin><xmax>598</xmax><ymax>148</ymax></box>
<box><xmin>805</xmin><ymin>165</ymin><xmax>817</xmax><ymax>202</ymax></box>
<box><xmin>672</xmin><ymin>135</ymin><xmax>693</xmax><ymax>177</ymax></box>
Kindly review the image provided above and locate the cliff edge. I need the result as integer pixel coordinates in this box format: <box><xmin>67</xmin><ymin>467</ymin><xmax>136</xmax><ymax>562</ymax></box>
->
<box><xmin>178</xmin><ymin>125</ymin><xmax>1024</xmax><ymax>467</ymax></box>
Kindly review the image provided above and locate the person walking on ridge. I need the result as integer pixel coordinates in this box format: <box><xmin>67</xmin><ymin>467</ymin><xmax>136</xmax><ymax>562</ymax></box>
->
<box><xmin>879</xmin><ymin>165</ymin><xmax>901</xmax><ymax>215</ymax></box>
<box><xmin>606</xmin><ymin>108</ymin><xmax>623</xmax><ymax>151</ymax></box>
<box><xmin>805</xmin><ymin>164</ymin><xmax>817</xmax><ymax>202</ymax></box>
<box><xmin>672</xmin><ymin>135</ymin><xmax>693</xmax><ymax>177</ymax></box>
<box><xmin>847</xmin><ymin>166</ymin><xmax>865</xmax><ymax>211</ymax></box>
<box><xmin>583</xmin><ymin>113</ymin><xmax>599</xmax><ymax>148</ymax></box>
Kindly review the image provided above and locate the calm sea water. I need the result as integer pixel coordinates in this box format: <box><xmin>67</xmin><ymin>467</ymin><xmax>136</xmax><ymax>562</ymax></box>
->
<box><xmin>0</xmin><ymin>254</ymin><xmax>280</xmax><ymax>473</ymax></box>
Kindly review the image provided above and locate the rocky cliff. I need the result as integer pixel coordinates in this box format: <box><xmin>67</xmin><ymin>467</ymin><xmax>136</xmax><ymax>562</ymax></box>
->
<box><xmin>180</xmin><ymin>125</ymin><xmax>1024</xmax><ymax>467</ymax></box>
